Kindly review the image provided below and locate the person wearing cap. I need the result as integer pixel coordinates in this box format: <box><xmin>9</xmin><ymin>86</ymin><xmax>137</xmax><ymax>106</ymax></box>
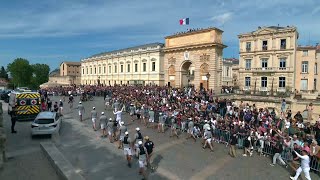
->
<box><xmin>99</xmin><ymin>112</ymin><xmax>107</xmax><ymax>137</ymax></box>
<box><xmin>123</xmin><ymin>131</ymin><xmax>133</xmax><ymax>168</ymax></box>
<box><xmin>129</xmin><ymin>103</ymin><xmax>136</xmax><ymax>122</ymax></box>
<box><xmin>147</xmin><ymin>107</ymin><xmax>155</xmax><ymax>129</ymax></box>
<box><xmin>90</xmin><ymin>107</ymin><xmax>98</xmax><ymax>131</ymax></box>
<box><xmin>144</xmin><ymin>136</ymin><xmax>155</xmax><ymax>169</ymax></box>
<box><xmin>77</xmin><ymin>101</ymin><xmax>85</xmax><ymax>122</ymax></box>
<box><xmin>290</xmin><ymin>149</ymin><xmax>311</xmax><ymax>180</ymax></box>
<box><xmin>134</xmin><ymin>127</ymin><xmax>143</xmax><ymax>154</ymax></box>
<box><xmin>158</xmin><ymin>112</ymin><xmax>166</xmax><ymax>133</ymax></box>
<box><xmin>58</xmin><ymin>99</ymin><xmax>64</xmax><ymax>116</ymax></box>
<box><xmin>136</xmin><ymin>140</ymin><xmax>148</xmax><ymax>180</ymax></box>
<box><xmin>107</xmin><ymin>118</ymin><xmax>115</xmax><ymax>143</ymax></box>
<box><xmin>104</xmin><ymin>95</ymin><xmax>111</xmax><ymax>110</ymax></box>
<box><xmin>112</xmin><ymin>99</ymin><xmax>120</xmax><ymax>112</ymax></box>
<box><xmin>202</xmin><ymin>127</ymin><xmax>214</xmax><ymax>152</ymax></box>
<box><xmin>118</xmin><ymin>121</ymin><xmax>127</xmax><ymax>149</ymax></box>
<box><xmin>203</xmin><ymin>120</ymin><xmax>210</xmax><ymax>133</ymax></box>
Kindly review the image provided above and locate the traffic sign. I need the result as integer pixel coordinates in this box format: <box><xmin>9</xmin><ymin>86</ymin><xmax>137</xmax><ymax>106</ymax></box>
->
<box><xmin>20</xmin><ymin>100</ymin><xmax>26</xmax><ymax>105</ymax></box>
<box><xmin>31</xmin><ymin>99</ymin><xmax>37</xmax><ymax>105</ymax></box>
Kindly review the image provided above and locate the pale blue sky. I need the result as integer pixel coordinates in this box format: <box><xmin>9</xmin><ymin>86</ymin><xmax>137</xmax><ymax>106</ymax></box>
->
<box><xmin>0</xmin><ymin>0</ymin><xmax>319</xmax><ymax>71</ymax></box>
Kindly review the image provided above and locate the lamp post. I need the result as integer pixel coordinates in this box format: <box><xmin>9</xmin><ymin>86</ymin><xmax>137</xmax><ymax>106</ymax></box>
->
<box><xmin>206</xmin><ymin>72</ymin><xmax>211</xmax><ymax>91</ymax></box>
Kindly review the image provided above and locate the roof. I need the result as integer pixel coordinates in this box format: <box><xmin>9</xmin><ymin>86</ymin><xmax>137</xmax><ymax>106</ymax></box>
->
<box><xmin>238</xmin><ymin>25</ymin><xmax>297</xmax><ymax>37</ymax></box>
<box><xmin>49</xmin><ymin>68</ymin><xmax>60</xmax><ymax>77</ymax></box>
<box><xmin>88</xmin><ymin>42</ymin><xmax>164</xmax><ymax>58</ymax></box>
<box><xmin>60</xmin><ymin>62</ymin><xmax>81</xmax><ymax>66</ymax></box>
<box><xmin>36</xmin><ymin>111</ymin><xmax>56</xmax><ymax>119</ymax></box>
<box><xmin>297</xmin><ymin>46</ymin><xmax>317</xmax><ymax>50</ymax></box>
<box><xmin>165</xmin><ymin>27</ymin><xmax>223</xmax><ymax>39</ymax></box>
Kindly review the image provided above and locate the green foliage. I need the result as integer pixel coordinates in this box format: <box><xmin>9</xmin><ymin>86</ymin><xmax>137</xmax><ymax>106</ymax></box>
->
<box><xmin>7</xmin><ymin>58</ymin><xmax>50</xmax><ymax>89</ymax></box>
<box><xmin>0</xmin><ymin>66</ymin><xmax>8</xmax><ymax>79</ymax></box>
<box><xmin>31</xmin><ymin>64</ymin><xmax>50</xmax><ymax>89</ymax></box>
<box><xmin>7</xmin><ymin>58</ymin><xmax>33</xmax><ymax>87</ymax></box>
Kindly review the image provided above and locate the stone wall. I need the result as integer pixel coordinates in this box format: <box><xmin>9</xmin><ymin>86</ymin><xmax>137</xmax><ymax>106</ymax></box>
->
<box><xmin>0</xmin><ymin>102</ymin><xmax>6</xmax><ymax>169</ymax></box>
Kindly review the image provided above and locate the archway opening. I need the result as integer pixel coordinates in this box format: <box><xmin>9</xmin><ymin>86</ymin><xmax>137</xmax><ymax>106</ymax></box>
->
<box><xmin>181</xmin><ymin>61</ymin><xmax>193</xmax><ymax>87</ymax></box>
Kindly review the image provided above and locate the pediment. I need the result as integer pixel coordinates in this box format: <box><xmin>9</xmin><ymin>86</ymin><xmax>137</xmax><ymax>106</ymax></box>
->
<box><xmin>253</xmin><ymin>28</ymin><xmax>277</xmax><ymax>35</ymax></box>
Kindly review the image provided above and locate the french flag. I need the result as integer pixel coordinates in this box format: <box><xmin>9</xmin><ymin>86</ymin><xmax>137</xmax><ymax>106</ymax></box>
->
<box><xmin>179</xmin><ymin>18</ymin><xmax>189</xmax><ymax>25</ymax></box>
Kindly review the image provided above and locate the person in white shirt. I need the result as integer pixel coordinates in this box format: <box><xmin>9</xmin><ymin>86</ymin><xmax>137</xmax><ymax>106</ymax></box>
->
<box><xmin>290</xmin><ymin>150</ymin><xmax>311</xmax><ymax>180</ymax></box>
<box><xmin>113</xmin><ymin>106</ymin><xmax>124</xmax><ymax>126</ymax></box>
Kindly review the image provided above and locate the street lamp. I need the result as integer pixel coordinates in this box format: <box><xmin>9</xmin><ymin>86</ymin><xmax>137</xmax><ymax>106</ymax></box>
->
<box><xmin>206</xmin><ymin>72</ymin><xmax>211</xmax><ymax>90</ymax></box>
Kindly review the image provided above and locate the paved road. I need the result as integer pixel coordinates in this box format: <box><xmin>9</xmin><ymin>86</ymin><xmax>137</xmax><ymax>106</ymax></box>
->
<box><xmin>48</xmin><ymin>95</ymin><xmax>319</xmax><ymax>180</ymax></box>
<box><xmin>0</xmin><ymin>101</ymin><xmax>60</xmax><ymax>180</ymax></box>
<box><xmin>1</xmin><ymin>96</ymin><xmax>318</xmax><ymax>180</ymax></box>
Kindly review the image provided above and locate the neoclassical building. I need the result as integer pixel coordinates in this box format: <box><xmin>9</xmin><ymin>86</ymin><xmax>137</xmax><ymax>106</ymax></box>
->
<box><xmin>81</xmin><ymin>43</ymin><xmax>165</xmax><ymax>86</ymax></box>
<box><xmin>222</xmin><ymin>58</ymin><xmax>239</xmax><ymax>86</ymax></box>
<box><xmin>163</xmin><ymin>27</ymin><xmax>227</xmax><ymax>91</ymax></box>
<box><xmin>238</xmin><ymin>26</ymin><xmax>298</xmax><ymax>93</ymax></box>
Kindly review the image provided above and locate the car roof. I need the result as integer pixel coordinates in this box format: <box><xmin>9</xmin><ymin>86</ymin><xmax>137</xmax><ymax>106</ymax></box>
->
<box><xmin>36</xmin><ymin>112</ymin><xmax>56</xmax><ymax>119</ymax></box>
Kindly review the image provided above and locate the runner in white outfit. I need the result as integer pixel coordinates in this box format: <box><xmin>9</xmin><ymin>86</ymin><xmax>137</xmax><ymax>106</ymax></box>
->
<box><xmin>290</xmin><ymin>150</ymin><xmax>311</xmax><ymax>180</ymax></box>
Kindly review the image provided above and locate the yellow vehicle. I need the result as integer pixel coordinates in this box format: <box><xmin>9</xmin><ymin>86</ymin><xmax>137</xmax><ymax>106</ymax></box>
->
<box><xmin>8</xmin><ymin>90</ymin><xmax>41</xmax><ymax>120</ymax></box>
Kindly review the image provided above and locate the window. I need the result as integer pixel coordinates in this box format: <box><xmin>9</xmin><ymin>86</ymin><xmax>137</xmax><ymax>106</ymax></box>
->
<box><xmin>246</xmin><ymin>42</ymin><xmax>251</xmax><ymax>52</ymax></box>
<box><xmin>86</xmin><ymin>68</ymin><xmax>88</xmax><ymax>74</ymax></box>
<box><xmin>82</xmin><ymin>69</ymin><xmax>84</xmax><ymax>75</ymax></box>
<box><xmin>108</xmin><ymin>66</ymin><xmax>111</xmax><ymax>73</ymax></box>
<box><xmin>280</xmin><ymin>39</ymin><xmax>286</xmax><ymax>49</ymax></box>
<box><xmin>94</xmin><ymin>68</ymin><xmax>96</xmax><ymax>74</ymax></box>
<box><xmin>302</xmin><ymin>61</ymin><xmax>308</xmax><ymax>73</ymax></box>
<box><xmin>104</xmin><ymin>66</ymin><xmax>106</xmax><ymax>74</ymax></box>
<box><xmin>261</xmin><ymin>58</ymin><xmax>268</xmax><ymax>68</ymax></box>
<box><xmin>226</xmin><ymin>67</ymin><xmax>230</xmax><ymax>77</ymax></box>
<box><xmin>315</xmin><ymin>63</ymin><xmax>318</xmax><ymax>74</ymax></box>
<box><xmin>99</xmin><ymin>67</ymin><xmax>101</xmax><ymax>74</ymax></box>
<box><xmin>303</xmin><ymin>50</ymin><xmax>308</xmax><ymax>56</ymax></box>
<box><xmin>127</xmin><ymin>64</ymin><xmax>130</xmax><ymax>72</ymax></box>
<box><xmin>262</xmin><ymin>40</ymin><xmax>268</xmax><ymax>50</ymax></box>
<box><xmin>245</xmin><ymin>77</ymin><xmax>251</xmax><ymax>87</ymax></box>
<box><xmin>279</xmin><ymin>77</ymin><xmax>285</xmax><ymax>87</ymax></box>
<box><xmin>152</xmin><ymin>62</ymin><xmax>156</xmax><ymax>71</ymax></box>
<box><xmin>300</xmin><ymin>79</ymin><xmax>308</xmax><ymax>90</ymax></box>
<box><xmin>261</xmin><ymin>77</ymin><xmax>267</xmax><ymax>87</ymax></box>
<box><xmin>135</xmin><ymin>63</ymin><xmax>138</xmax><ymax>72</ymax></box>
<box><xmin>279</xmin><ymin>58</ymin><xmax>286</xmax><ymax>69</ymax></box>
<box><xmin>114</xmin><ymin>65</ymin><xmax>117</xmax><ymax>73</ymax></box>
<box><xmin>90</xmin><ymin>68</ymin><xmax>92</xmax><ymax>74</ymax></box>
<box><xmin>143</xmin><ymin>63</ymin><xmax>146</xmax><ymax>72</ymax></box>
<box><xmin>245</xmin><ymin>59</ymin><xmax>251</xmax><ymax>70</ymax></box>
<box><xmin>120</xmin><ymin>65</ymin><xmax>123</xmax><ymax>73</ymax></box>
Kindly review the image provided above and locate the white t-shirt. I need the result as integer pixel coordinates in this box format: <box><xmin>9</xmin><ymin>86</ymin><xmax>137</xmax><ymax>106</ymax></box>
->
<box><xmin>115</xmin><ymin>111</ymin><xmax>122</xmax><ymax>120</ymax></box>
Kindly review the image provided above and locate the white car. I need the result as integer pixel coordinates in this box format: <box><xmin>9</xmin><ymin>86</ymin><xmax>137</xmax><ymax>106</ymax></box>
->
<box><xmin>31</xmin><ymin>111</ymin><xmax>62</xmax><ymax>137</ymax></box>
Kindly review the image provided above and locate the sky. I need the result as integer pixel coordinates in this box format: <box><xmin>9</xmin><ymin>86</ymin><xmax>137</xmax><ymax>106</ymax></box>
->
<box><xmin>0</xmin><ymin>0</ymin><xmax>320</xmax><ymax>71</ymax></box>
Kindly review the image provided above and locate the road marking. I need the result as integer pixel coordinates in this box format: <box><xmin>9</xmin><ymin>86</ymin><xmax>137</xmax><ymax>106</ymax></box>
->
<box><xmin>153</xmin><ymin>166</ymin><xmax>182</xmax><ymax>180</ymax></box>
<box><xmin>189</xmin><ymin>156</ymin><xmax>232</xmax><ymax>180</ymax></box>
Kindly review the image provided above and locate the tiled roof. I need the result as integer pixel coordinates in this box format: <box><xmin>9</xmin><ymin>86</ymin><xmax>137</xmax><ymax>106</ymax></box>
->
<box><xmin>61</xmin><ymin>62</ymin><xmax>81</xmax><ymax>65</ymax></box>
<box><xmin>89</xmin><ymin>42</ymin><xmax>164</xmax><ymax>58</ymax></box>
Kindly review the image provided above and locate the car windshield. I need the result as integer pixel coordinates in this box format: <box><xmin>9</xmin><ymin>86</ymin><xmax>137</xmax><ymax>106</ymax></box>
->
<box><xmin>34</xmin><ymin>119</ymin><xmax>54</xmax><ymax>124</ymax></box>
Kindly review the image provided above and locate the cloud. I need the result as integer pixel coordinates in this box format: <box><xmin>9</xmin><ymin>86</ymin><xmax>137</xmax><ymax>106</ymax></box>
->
<box><xmin>210</xmin><ymin>12</ymin><xmax>233</xmax><ymax>25</ymax></box>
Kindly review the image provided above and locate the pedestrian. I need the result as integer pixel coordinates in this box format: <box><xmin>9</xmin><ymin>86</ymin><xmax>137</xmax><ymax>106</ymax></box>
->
<box><xmin>186</xmin><ymin>118</ymin><xmax>196</xmax><ymax>142</ymax></box>
<box><xmin>129</xmin><ymin>103</ymin><xmax>136</xmax><ymax>122</ymax></box>
<box><xmin>229</xmin><ymin>131</ymin><xmax>237</xmax><ymax>157</ymax></box>
<box><xmin>134</xmin><ymin>127</ymin><xmax>143</xmax><ymax>154</ymax></box>
<box><xmin>99</xmin><ymin>112</ymin><xmax>107</xmax><ymax>137</ymax></box>
<box><xmin>158</xmin><ymin>112</ymin><xmax>165</xmax><ymax>133</ymax></box>
<box><xmin>144</xmin><ymin>136</ymin><xmax>155</xmax><ymax>169</ymax></box>
<box><xmin>91</xmin><ymin>107</ymin><xmax>97</xmax><ymax>131</ymax></box>
<box><xmin>123</xmin><ymin>131</ymin><xmax>132</xmax><ymax>168</ymax></box>
<box><xmin>202</xmin><ymin>127</ymin><xmax>214</xmax><ymax>152</ymax></box>
<box><xmin>148</xmin><ymin>108</ymin><xmax>155</xmax><ymax>129</ymax></box>
<box><xmin>270</xmin><ymin>136</ymin><xmax>287</xmax><ymax>167</ymax></box>
<box><xmin>53</xmin><ymin>102</ymin><xmax>58</xmax><ymax>112</ymax></box>
<box><xmin>290</xmin><ymin>150</ymin><xmax>311</xmax><ymax>180</ymax></box>
<box><xmin>136</xmin><ymin>141</ymin><xmax>148</xmax><ymax>180</ymax></box>
<box><xmin>113</xmin><ymin>106</ymin><xmax>124</xmax><ymax>126</ymax></box>
<box><xmin>11</xmin><ymin>111</ymin><xmax>17</xmax><ymax>133</ymax></box>
<box><xmin>118</xmin><ymin>121</ymin><xmax>127</xmax><ymax>149</ymax></box>
<box><xmin>105</xmin><ymin>95</ymin><xmax>111</xmax><ymax>110</ymax></box>
<box><xmin>59</xmin><ymin>99</ymin><xmax>63</xmax><ymax>116</ymax></box>
<box><xmin>68</xmin><ymin>95</ymin><xmax>74</xmax><ymax>109</ymax></box>
<box><xmin>47</xmin><ymin>98</ymin><xmax>52</xmax><ymax>111</ymax></box>
<box><xmin>107</xmin><ymin>118</ymin><xmax>114</xmax><ymax>143</ymax></box>
<box><xmin>77</xmin><ymin>101</ymin><xmax>85</xmax><ymax>122</ymax></box>
<box><xmin>170</xmin><ymin>115</ymin><xmax>179</xmax><ymax>138</ymax></box>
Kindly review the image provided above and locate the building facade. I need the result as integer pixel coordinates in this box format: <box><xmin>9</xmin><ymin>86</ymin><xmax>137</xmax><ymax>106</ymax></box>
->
<box><xmin>222</xmin><ymin>58</ymin><xmax>239</xmax><ymax>86</ymax></box>
<box><xmin>60</xmin><ymin>62</ymin><xmax>81</xmax><ymax>77</ymax></box>
<box><xmin>81</xmin><ymin>43</ymin><xmax>165</xmax><ymax>86</ymax></box>
<box><xmin>295</xmin><ymin>46</ymin><xmax>318</xmax><ymax>91</ymax></box>
<box><xmin>163</xmin><ymin>27</ymin><xmax>226</xmax><ymax>91</ymax></box>
<box><xmin>238</xmin><ymin>26</ymin><xmax>298</xmax><ymax>93</ymax></box>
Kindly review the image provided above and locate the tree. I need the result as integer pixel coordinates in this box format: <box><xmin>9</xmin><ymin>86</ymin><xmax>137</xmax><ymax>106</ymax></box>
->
<box><xmin>7</xmin><ymin>58</ymin><xmax>33</xmax><ymax>87</ymax></box>
<box><xmin>0</xmin><ymin>66</ymin><xmax>8</xmax><ymax>79</ymax></box>
<box><xmin>31</xmin><ymin>63</ymin><xmax>50</xmax><ymax>89</ymax></box>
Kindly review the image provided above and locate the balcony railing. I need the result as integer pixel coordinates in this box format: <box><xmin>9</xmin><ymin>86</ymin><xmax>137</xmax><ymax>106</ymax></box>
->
<box><xmin>260</xmin><ymin>87</ymin><xmax>268</xmax><ymax>91</ymax></box>
<box><xmin>277</xmin><ymin>87</ymin><xmax>286</xmax><ymax>92</ymax></box>
<box><xmin>241</xmin><ymin>67</ymin><xmax>292</xmax><ymax>72</ymax></box>
<box><xmin>246</xmin><ymin>48</ymin><xmax>251</xmax><ymax>52</ymax></box>
<box><xmin>222</xmin><ymin>77</ymin><xmax>233</xmax><ymax>81</ymax></box>
<box><xmin>262</xmin><ymin>46</ymin><xmax>268</xmax><ymax>51</ymax></box>
<box><xmin>280</xmin><ymin>45</ymin><xmax>286</xmax><ymax>50</ymax></box>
